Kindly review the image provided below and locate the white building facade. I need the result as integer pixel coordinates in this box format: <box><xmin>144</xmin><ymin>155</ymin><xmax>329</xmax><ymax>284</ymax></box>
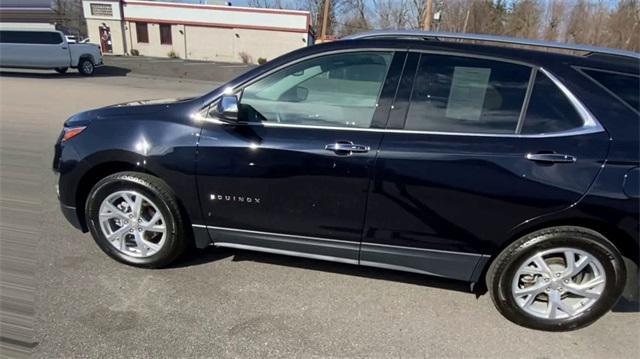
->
<box><xmin>82</xmin><ymin>0</ymin><xmax>312</xmax><ymax>63</ymax></box>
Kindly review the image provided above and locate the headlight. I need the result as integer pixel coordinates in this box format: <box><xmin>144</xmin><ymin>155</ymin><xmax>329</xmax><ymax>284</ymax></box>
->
<box><xmin>62</xmin><ymin>126</ymin><xmax>86</xmax><ymax>142</ymax></box>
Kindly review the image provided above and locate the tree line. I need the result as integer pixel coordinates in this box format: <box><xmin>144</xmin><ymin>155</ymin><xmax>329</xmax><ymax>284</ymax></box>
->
<box><xmin>250</xmin><ymin>0</ymin><xmax>639</xmax><ymax>51</ymax></box>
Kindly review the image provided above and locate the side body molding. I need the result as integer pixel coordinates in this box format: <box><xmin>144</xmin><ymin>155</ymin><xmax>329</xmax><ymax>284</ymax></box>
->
<box><xmin>194</xmin><ymin>224</ymin><xmax>487</xmax><ymax>281</ymax></box>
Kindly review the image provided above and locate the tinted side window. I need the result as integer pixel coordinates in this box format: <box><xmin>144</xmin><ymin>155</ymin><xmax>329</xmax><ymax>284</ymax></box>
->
<box><xmin>581</xmin><ymin>69</ymin><xmax>639</xmax><ymax>111</ymax></box>
<box><xmin>238</xmin><ymin>52</ymin><xmax>393</xmax><ymax>128</ymax></box>
<box><xmin>45</xmin><ymin>32</ymin><xmax>63</xmax><ymax>44</ymax></box>
<box><xmin>0</xmin><ymin>31</ymin><xmax>13</xmax><ymax>43</ymax></box>
<box><xmin>405</xmin><ymin>54</ymin><xmax>530</xmax><ymax>134</ymax></box>
<box><xmin>521</xmin><ymin>72</ymin><xmax>583</xmax><ymax>134</ymax></box>
<box><xmin>0</xmin><ymin>31</ymin><xmax>62</xmax><ymax>44</ymax></box>
<box><xmin>0</xmin><ymin>31</ymin><xmax>29</xmax><ymax>43</ymax></box>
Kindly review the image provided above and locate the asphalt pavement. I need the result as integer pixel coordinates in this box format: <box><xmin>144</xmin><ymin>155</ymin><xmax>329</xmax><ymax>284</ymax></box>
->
<box><xmin>0</xmin><ymin>63</ymin><xmax>638</xmax><ymax>358</ymax></box>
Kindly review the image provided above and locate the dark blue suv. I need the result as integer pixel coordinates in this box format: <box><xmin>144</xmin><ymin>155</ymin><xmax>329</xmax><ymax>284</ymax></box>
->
<box><xmin>53</xmin><ymin>31</ymin><xmax>639</xmax><ymax>331</ymax></box>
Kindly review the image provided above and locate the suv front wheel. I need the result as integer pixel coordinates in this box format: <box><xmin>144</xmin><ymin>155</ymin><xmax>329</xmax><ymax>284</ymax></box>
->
<box><xmin>85</xmin><ymin>172</ymin><xmax>186</xmax><ymax>268</ymax></box>
<box><xmin>487</xmin><ymin>226</ymin><xmax>626</xmax><ymax>331</ymax></box>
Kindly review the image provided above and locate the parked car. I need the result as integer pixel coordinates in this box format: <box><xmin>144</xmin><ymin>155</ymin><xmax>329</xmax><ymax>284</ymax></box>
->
<box><xmin>0</xmin><ymin>29</ymin><xmax>102</xmax><ymax>75</ymax></box>
<box><xmin>53</xmin><ymin>31</ymin><xmax>639</xmax><ymax>331</ymax></box>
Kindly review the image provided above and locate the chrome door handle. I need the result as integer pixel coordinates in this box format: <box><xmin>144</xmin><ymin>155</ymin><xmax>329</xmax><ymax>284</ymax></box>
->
<box><xmin>526</xmin><ymin>153</ymin><xmax>577</xmax><ymax>163</ymax></box>
<box><xmin>325</xmin><ymin>141</ymin><xmax>370</xmax><ymax>154</ymax></box>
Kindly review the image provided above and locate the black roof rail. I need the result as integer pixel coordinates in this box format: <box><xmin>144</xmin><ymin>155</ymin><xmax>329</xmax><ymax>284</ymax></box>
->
<box><xmin>343</xmin><ymin>30</ymin><xmax>640</xmax><ymax>61</ymax></box>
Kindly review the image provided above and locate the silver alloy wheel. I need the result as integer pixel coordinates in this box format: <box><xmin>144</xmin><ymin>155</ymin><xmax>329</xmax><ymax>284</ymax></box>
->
<box><xmin>98</xmin><ymin>190</ymin><xmax>167</xmax><ymax>258</ymax></box>
<box><xmin>511</xmin><ymin>247</ymin><xmax>606</xmax><ymax>320</ymax></box>
<box><xmin>82</xmin><ymin>60</ymin><xmax>93</xmax><ymax>74</ymax></box>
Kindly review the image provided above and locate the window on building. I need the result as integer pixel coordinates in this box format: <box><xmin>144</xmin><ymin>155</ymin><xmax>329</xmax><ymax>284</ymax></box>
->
<box><xmin>521</xmin><ymin>72</ymin><xmax>584</xmax><ymax>134</ymax></box>
<box><xmin>135</xmin><ymin>22</ymin><xmax>148</xmax><ymax>43</ymax></box>
<box><xmin>238</xmin><ymin>52</ymin><xmax>393</xmax><ymax>128</ymax></box>
<box><xmin>404</xmin><ymin>54</ymin><xmax>531</xmax><ymax>134</ymax></box>
<box><xmin>160</xmin><ymin>24</ymin><xmax>172</xmax><ymax>45</ymax></box>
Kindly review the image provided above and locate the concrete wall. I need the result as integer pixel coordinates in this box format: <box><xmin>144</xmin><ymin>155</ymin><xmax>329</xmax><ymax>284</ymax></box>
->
<box><xmin>124</xmin><ymin>22</ymin><xmax>307</xmax><ymax>63</ymax></box>
<box><xmin>183</xmin><ymin>25</ymin><xmax>234</xmax><ymax>61</ymax></box>
<box><xmin>83</xmin><ymin>0</ymin><xmax>311</xmax><ymax>63</ymax></box>
<box><xmin>231</xmin><ymin>28</ymin><xmax>307</xmax><ymax>63</ymax></box>
<box><xmin>123</xmin><ymin>1</ymin><xmax>309</xmax><ymax>33</ymax></box>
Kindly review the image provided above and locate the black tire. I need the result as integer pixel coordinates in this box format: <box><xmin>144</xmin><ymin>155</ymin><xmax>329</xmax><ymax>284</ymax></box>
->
<box><xmin>55</xmin><ymin>67</ymin><xmax>68</xmax><ymax>74</ymax></box>
<box><xmin>85</xmin><ymin>172</ymin><xmax>186</xmax><ymax>268</ymax></box>
<box><xmin>487</xmin><ymin>226</ymin><xmax>626</xmax><ymax>331</ymax></box>
<box><xmin>78</xmin><ymin>58</ymin><xmax>94</xmax><ymax>76</ymax></box>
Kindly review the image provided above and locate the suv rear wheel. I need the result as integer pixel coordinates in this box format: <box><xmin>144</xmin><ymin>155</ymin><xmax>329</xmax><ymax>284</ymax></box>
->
<box><xmin>487</xmin><ymin>226</ymin><xmax>626</xmax><ymax>331</ymax></box>
<box><xmin>85</xmin><ymin>172</ymin><xmax>186</xmax><ymax>268</ymax></box>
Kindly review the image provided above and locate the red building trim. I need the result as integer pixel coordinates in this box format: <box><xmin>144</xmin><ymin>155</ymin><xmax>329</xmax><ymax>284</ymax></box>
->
<box><xmin>124</xmin><ymin>17</ymin><xmax>309</xmax><ymax>34</ymax></box>
<box><xmin>122</xmin><ymin>1</ymin><xmax>311</xmax><ymax>34</ymax></box>
<box><xmin>124</xmin><ymin>0</ymin><xmax>306</xmax><ymax>15</ymax></box>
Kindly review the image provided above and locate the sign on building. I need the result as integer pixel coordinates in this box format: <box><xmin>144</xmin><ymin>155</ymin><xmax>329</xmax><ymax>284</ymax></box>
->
<box><xmin>90</xmin><ymin>3</ymin><xmax>113</xmax><ymax>17</ymax></box>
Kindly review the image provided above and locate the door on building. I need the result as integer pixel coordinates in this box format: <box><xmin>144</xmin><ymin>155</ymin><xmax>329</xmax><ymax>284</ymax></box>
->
<box><xmin>99</xmin><ymin>25</ymin><xmax>112</xmax><ymax>54</ymax></box>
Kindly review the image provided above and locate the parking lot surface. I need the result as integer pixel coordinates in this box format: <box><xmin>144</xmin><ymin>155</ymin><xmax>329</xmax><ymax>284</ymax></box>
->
<box><xmin>0</xmin><ymin>67</ymin><xmax>638</xmax><ymax>358</ymax></box>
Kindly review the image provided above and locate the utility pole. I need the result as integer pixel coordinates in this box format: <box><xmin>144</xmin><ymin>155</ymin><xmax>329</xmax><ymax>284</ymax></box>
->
<box><xmin>320</xmin><ymin>0</ymin><xmax>330</xmax><ymax>41</ymax></box>
<box><xmin>422</xmin><ymin>0</ymin><xmax>433</xmax><ymax>31</ymax></box>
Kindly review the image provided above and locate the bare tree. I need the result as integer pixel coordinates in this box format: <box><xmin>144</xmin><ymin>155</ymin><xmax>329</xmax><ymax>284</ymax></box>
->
<box><xmin>542</xmin><ymin>0</ymin><xmax>566</xmax><ymax>41</ymax></box>
<box><xmin>338</xmin><ymin>0</ymin><xmax>371</xmax><ymax>36</ymax></box>
<box><xmin>466</xmin><ymin>0</ymin><xmax>507</xmax><ymax>35</ymax></box>
<box><xmin>605</xmin><ymin>0</ymin><xmax>640</xmax><ymax>51</ymax></box>
<box><xmin>436</xmin><ymin>0</ymin><xmax>475</xmax><ymax>33</ymax></box>
<box><xmin>504</xmin><ymin>0</ymin><xmax>542</xmax><ymax>39</ymax></box>
<box><xmin>245</xmin><ymin>0</ymin><xmax>639</xmax><ymax>51</ymax></box>
<box><xmin>53</xmin><ymin>0</ymin><xmax>87</xmax><ymax>37</ymax></box>
<box><xmin>248</xmin><ymin>0</ymin><xmax>291</xmax><ymax>9</ymax></box>
<box><xmin>565</xmin><ymin>0</ymin><xmax>592</xmax><ymax>44</ymax></box>
<box><xmin>373</xmin><ymin>0</ymin><xmax>410</xmax><ymax>29</ymax></box>
<box><xmin>408</xmin><ymin>0</ymin><xmax>426</xmax><ymax>29</ymax></box>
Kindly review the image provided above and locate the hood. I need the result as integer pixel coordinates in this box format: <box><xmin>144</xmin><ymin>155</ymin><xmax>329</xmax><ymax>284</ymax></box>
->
<box><xmin>64</xmin><ymin>97</ymin><xmax>199</xmax><ymax>127</ymax></box>
<box><xmin>111</xmin><ymin>97</ymin><xmax>195</xmax><ymax>108</ymax></box>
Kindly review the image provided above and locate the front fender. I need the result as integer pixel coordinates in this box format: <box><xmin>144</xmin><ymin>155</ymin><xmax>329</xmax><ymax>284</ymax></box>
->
<box><xmin>57</xmin><ymin>115</ymin><xmax>204</xmax><ymax>229</ymax></box>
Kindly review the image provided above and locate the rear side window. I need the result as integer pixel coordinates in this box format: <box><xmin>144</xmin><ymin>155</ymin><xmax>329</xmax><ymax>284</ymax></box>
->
<box><xmin>581</xmin><ymin>68</ymin><xmax>639</xmax><ymax>112</ymax></box>
<box><xmin>521</xmin><ymin>72</ymin><xmax>584</xmax><ymax>134</ymax></box>
<box><xmin>405</xmin><ymin>54</ymin><xmax>531</xmax><ymax>134</ymax></box>
<box><xmin>0</xmin><ymin>31</ymin><xmax>62</xmax><ymax>44</ymax></box>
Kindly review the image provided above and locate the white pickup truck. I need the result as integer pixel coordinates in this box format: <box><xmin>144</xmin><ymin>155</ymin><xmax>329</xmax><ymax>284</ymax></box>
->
<box><xmin>0</xmin><ymin>29</ymin><xmax>103</xmax><ymax>76</ymax></box>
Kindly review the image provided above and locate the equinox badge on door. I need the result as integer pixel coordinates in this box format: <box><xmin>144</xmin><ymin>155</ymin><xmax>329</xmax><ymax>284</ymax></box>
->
<box><xmin>210</xmin><ymin>194</ymin><xmax>261</xmax><ymax>204</ymax></box>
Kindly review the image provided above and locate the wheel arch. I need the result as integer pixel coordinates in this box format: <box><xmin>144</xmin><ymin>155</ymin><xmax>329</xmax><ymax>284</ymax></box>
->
<box><xmin>75</xmin><ymin>54</ymin><xmax>95</xmax><ymax>67</ymax></box>
<box><xmin>74</xmin><ymin>160</ymin><xmax>198</xmax><ymax>248</ymax></box>
<box><xmin>474</xmin><ymin>217</ymin><xmax>637</xmax><ymax>290</ymax></box>
<box><xmin>502</xmin><ymin>218</ymin><xmax>637</xmax><ymax>263</ymax></box>
<box><xmin>75</xmin><ymin>161</ymin><xmax>146</xmax><ymax>230</ymax></box>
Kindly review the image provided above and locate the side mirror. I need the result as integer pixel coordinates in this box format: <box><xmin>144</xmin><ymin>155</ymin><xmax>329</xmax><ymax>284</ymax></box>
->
<box><xmin>215</xmin><ymin>95</ymin><xmax>239</xmax><ymax>122</ymax></box>
<box><xmin>280</xmin><ymin>86</ymin><xmax>309</xmax><ymax>103</ymax></box>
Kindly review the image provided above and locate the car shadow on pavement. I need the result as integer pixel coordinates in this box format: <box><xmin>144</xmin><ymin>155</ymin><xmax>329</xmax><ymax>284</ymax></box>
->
<box><xmin>174</xmin><ymin>246</ymin><xmax>476</xmax><ymax>295</ymax></box>
<box><xmin>174</xmin><ymin>247</ymin><xmax>640</xmax><ymax>311</ymax></box>
<box><xmin>0</xmin><ymin>65</ymin><xmax>130</xmax><ymax>78</ymax></box>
